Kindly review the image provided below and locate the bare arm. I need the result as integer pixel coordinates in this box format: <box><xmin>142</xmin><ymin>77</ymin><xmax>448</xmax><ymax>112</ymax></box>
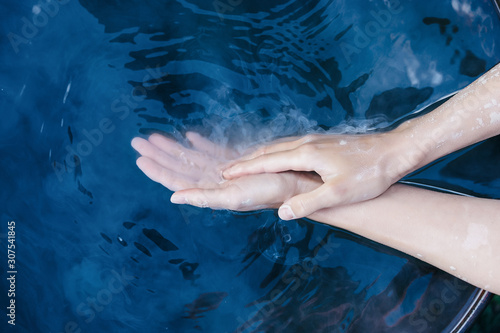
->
<box><xmin>223</xmin><ymin>62</ymin><xmax>500</xmax><ymax>220</ymax></box>
<box><xmin>308</xmin><ymin>184</ymin><xmax>500</xmax><ymax>295</ymax></box>
<box><xmin>392</xmin><ymin>62</ymin><xmax>500</xmax><ymax>178</ymax></box>
<box><xmin>131</xmin><ymin>133</ymin><xmax>500</xmax><ymax>294</ymax></box>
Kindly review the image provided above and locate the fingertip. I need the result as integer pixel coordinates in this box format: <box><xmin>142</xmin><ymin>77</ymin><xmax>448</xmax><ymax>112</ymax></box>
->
<box><xmin>131</xmin><ymin>137</ymin><xmax>145</xmax><ymax>150</ymax></box>
<box><xmin>135</xmin><ymin>156</ymin><xmax>159</xmax><ymax>182</ymax></box>
<box><xmin>222</xmin><ymin>166</ymin><xmax>241</xmax><ymax>179</ymax></box>
<box><xmin>135</xmin><ymin>156</ymin><xmax>148</xmax><ymax>169</ymax></box>
<box><xmin>170</xmin><ymin>193</ymin><xmax>186</xmax><ymax>204</ymax></box>
<box><xmin>185</xmin><ymin>131</ymin><xmax>199</xmax><ymax>140</ymax></box>
<box><xmin>222</xmin><ymin>168</ymin><xmax>233</xmax><ymax>179</ymax></box>
<box><xmin>185</xmin><ymin>131</ymin><xmax>204</xmax><ymax>147</ymax></box>
<box><xmin>278</xmin><ymin>204</ymin><xmax>297</xmax><ymax>220</ymax></box>
<box><xmin>249</xmin><ymin>149</ymin><xmax>264</xmax><ymax>159</ymax></box>
<box><xmin>148</xmin><ymin>132</ymin><xmax>162</xmax><ymax>139</ymax></box>
<box><xmin>147</xmin><ymin>133</ymin><xmax>160</xmax><ymax>142</ymax></box>
<box><xmin>148</xmin><ymin>132</ymin><xmax>171</xmax><ymax>145</ymax></box>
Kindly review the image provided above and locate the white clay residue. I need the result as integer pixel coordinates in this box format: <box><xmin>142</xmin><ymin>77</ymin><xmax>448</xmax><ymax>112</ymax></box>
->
<box><xmin>462</xmin><ymin>223</ymin><xmax>489</xmax><ymax>250</ymax></box>
<box><xmin>339</xmin><ymin>140</ymin><xmax>347</xmax><ymax>146</ymax></box>
<box><xmin>490</xmin><ymin>111</ymin><xmax>500</xmax><ymax>124</ymax></box>
<box><xmin>452</xmin><ymin>130</ymin><xmax>463</xmax><ymax>139</ymax></box>
<box><xmin>476</xmin><ymin>118</ymin><xmax>484</xmax><ymax>126</ymax></box>
<box><xmin>241</xmin><ymin>198</ymin><xmax>252</xmax><ymax>206</ymax></box>
<box><xmin>197</xmin><ymin>200</ymin><xmax>208</xmax><ymax>208</ymax></box>
<box><xmin>450</xmin><ymin>266</ymin><xmax>457</xmax><ymax>271</ymax></box>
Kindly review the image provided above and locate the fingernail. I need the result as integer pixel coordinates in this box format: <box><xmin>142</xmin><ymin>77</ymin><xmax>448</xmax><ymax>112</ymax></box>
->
<box><xmin>170</xmin><ymin>194</ymin><xmax>186</xmax><ymax>204</ymax></box>
<box><xmin>278</xmin><ymin>205</ymin><xmax>296</xmax><ymax>220</ymax></box>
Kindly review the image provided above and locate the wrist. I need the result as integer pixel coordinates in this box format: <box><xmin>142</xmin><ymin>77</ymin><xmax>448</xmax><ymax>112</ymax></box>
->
<box><xmin>382</xmin><ymin>122</ymin><xmax>428</xmax><ymax>181</ymax></box>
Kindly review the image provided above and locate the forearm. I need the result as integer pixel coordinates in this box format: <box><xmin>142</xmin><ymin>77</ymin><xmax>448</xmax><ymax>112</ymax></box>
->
<box><xmin>387</xmin><ymin>62</ymin><xmax>500</xmax><ymax>178</ymax></box>
<box><xmin>308</xmin><ymin>184</ymin><xmax>500</xmax><ymax>294</ymax></box>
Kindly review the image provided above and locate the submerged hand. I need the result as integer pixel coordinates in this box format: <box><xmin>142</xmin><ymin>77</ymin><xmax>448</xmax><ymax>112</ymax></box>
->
<box><xmin>223</xmin><ymin>132</ymin><xmax>407</xmax><ymax>220</ymax></box>
<box><xmin>131</xmin><ymin>132</ymin><xmax>321</xmax><ymax>211</ymax></box>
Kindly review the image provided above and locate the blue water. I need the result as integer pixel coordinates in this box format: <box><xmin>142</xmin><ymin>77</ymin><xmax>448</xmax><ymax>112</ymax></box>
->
<box><xmin>1</xmin><ymin>0</ymin><xmax>500</xmax><ymax>332</ymax></box>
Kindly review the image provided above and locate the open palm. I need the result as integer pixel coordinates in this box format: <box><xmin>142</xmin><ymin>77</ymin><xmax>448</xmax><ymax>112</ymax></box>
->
<box><xmin>131</xmin><ymin>132</ymin><xmax>321</xmax><ymax>211</ymax></box>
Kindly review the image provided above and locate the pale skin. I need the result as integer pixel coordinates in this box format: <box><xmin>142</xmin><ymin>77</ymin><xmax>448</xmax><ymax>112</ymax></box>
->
<box><xmin>131</xmin><ymin>62</ymin><xmax>500</xmax><ymax>294</ymax></box>
<box><xmin>309</xmin><ymin>185</ymin><xmax>500</xmax><ymax>295</ymax></box>
<box><xmin>223</xmin><ymin>62</ymin><xmax>500</xmax><ymax>220</ymax></box>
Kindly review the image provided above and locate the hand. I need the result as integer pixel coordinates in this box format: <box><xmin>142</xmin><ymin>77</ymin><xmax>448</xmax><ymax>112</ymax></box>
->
<box><xmin>222</xmin><ymin>132</ymin><xmax>408</xmax><ymax>220</ymax></box>
<box><xmin>131</xmin><ymin>132</ymin><xmax>321</xmax><ymax>211</ymax></box>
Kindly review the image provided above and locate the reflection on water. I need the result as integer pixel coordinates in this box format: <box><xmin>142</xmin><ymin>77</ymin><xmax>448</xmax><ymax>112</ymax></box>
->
<box><xmin>1</xmin><ymin>0</ymin><xmax>500</xmax><ymax>332</ymax></box>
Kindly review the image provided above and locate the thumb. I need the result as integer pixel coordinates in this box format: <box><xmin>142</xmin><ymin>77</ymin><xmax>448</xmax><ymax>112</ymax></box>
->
<box><xmin>278</xmin><ymin>183</ymin><xmax>344</xmax><ymax>220</ymax></box>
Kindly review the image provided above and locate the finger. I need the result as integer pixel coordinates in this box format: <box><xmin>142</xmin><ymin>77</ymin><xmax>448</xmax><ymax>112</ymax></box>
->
<box><xmin>131</xmin><ymin>137</ymin><xmax>151</xmax><ymax>154</ymax></box>
<box><xmin>132</xmin><ymin>137</ymin><xmax>182</xmax><ymax>168</ymax></box>
<box><xmin>132</xmin><ymin>137</ymin><xmax>203</xmax><ymax>180</ymax></box>
<box><xmin>171</xmin><ymin>182</ymin><xmax>279</xmax><ymax>211</ymax></box>
<box><xmin>185</xmin><ymin>132</ymin><xmax>217</xmax><ymax>155</ymax></box>
<box><xmin>228</xmin><ymin>137</ymin><xmax>301</xmax><ymax>167</ymax></box>
<box><xmin>249</xmin><ymin>134</ymin><xmax>323</xmax><ymax>158</ymax></box>
<box><xmin>223</xmin><ymin>148</ymin><xmax>315</xmax><ymax>179</ymax></box>
<box><xmin>148</xmin><ymin>133</ymin><xmax>215</xmax><ymax>169</ymax></box>
<box><xmin>278</xmin><ymin>182</ymin><xmax>346</xmax><ymax>220</ymax></box>
<box><xmin>170</xmin><ymin>187</ymin><xmax>239</xmax><ymax>210</ymax></box>
<box><xmin>171</xmin><ymin>188</ymin><xmax>223</xmax><ymax>209</ymax></box>
<box><xmin>135</xmin><ymin>156</ymin><xmax>198</xmax><ymax>191</ymax></box>
<box><xmin>224</xmin><ymin>134</ymin><xmax>319</xmax><ymax>170</ymax></box>
<box><xmin>147</xmin><ymin>133</ymin><xmax>185</xmax><ymax>156</ymax></box>
<box><xmin>253</xmin><ymin>136</ymin><xmax>304</xmax><ymax>156</ymax></box>
<box><xmin>186</xmin><ymin>131</ymin><xmax>237</xmax><ymax>161</ymax></box>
